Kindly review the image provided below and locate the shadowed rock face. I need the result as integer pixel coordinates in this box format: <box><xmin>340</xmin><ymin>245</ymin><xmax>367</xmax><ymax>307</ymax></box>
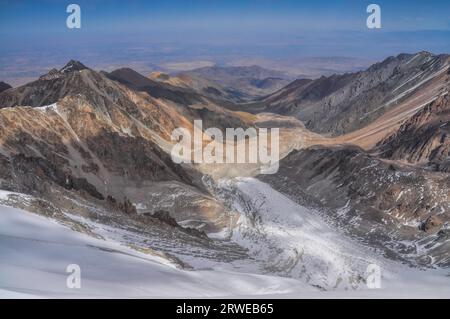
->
<box><xmin>0</xmin><ymin>60</ymin><xmax>234</xmax><ymax>232</ymax></box>
<box><xmin>241</xmin><ymin>52</ymin><xmax>450</xmax><ymax>136</ymax></box>
<box><xmin>0</xmin><ymin>82</ymin><xmax>12</xmax><ymax>93</ymax></box>
<box><xmin>104</xmin><ymin>67</ymin><xmax>251</xmax><ymax>130</ymax></box>
<box><xmin>60</xmin><ymin>60</ymin><xmax>88</xmax><ymax>73</ymax></box>
<box><xmin>260</xmin><ymin>145</ymin><xmax>450</xmax><ymax>267</ymax></box>
<box><xmin>5</xmin><ymin>153</ymin><xmax>104</xmax><ymax>200</ymax></box>
<box><xmin>378</xmin><ymin>92</ymin><xmax>450</xmax><ymax>172</ymax></box>
<box><xmin>0</xmin><ymin>100</ymin><xmax>195</xmax><ymax>197</ymax></box>
<box><xmin>141</xmin><ymin>210</ymin><xmax>209</xmax><ymax>239</ymax></box>
<box><xmin>0</xmin><ymin>61</ymin><xmax>195</xmax><ymax>185</ymax></box>
<box><xmin>106</xmin><ymin>67</ymin><xmax>203</xmax><ymax>106</ymax></box>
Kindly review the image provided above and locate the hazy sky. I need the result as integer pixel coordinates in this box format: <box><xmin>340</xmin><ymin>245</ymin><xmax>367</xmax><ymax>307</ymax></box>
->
<box><xmin>1</xmin><ymin>0</ymin><xmax>449</xmax><ymax>50</ymax></box>
<box><xmin>1</xmin><ymin>0</ymin><xmax>449</xmax><ymax>85</ymax></box>
<box><xmin>1</xmin><ymin>0</ymin><xmax>450</xmax><ymax>33</ymax></box>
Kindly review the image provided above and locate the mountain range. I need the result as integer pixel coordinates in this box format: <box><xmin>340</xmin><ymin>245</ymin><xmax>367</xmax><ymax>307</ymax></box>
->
<box><xmin>239</xmin><ymin>52</ymin><xmax>449</xmax><ymax>136</ymax></box>
<box><xmin>179</xmin><ymin>65</ymin><xmax>291</xmax><ymax>101</ymax></box>
<box><xmin>0</xmin><ymin>51</ymin><xmax>449</xmax><ymax>296</ymax></box>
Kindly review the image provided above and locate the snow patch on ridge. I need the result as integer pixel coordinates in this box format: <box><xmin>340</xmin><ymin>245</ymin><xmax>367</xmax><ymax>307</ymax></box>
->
<box><xmin>35</xmin><ymin>103</ymin><xmax>58</xmax><ymax>112</ymax></box>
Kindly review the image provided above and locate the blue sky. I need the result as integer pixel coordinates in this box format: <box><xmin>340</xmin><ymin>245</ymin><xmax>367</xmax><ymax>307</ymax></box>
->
<box><xmin>1</xmin><ymin>0</ymin><xmax>449</xmax><ymax>33</ymax></box>
<box><xmin>0</xmin><ymin>0</ymin><xmax>449</xmax><ymax>85</ymax></box>
<box><xmin>1</xmin><ymin>0</ymin><xmax>449</xmax><ymax>50</ymax></box>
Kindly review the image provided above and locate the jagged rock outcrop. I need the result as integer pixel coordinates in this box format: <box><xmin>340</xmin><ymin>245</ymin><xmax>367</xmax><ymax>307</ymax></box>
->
<box><xmin>378</xmin><ymin>92</ymin><xmax>450</xmax><ymax>171</ymax></box>
<box><xmin>142</xmin><ymin>210</ymin><xmax>209</xmax><ymax>239</ymax></box>
<box><xmin>106</xmin><ymin>195</ymin><xmax>137</xmax><ymax>214</ymax></box>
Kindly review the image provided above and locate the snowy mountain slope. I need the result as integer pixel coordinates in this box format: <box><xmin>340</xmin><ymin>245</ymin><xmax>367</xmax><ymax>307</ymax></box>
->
<box><xmin>209</xmin><ymin>178</ymin><xmax>450</xmax><ymax>296</ymax></box>
<box><xmin>260</xmin><ymin>145</ymin><xmax>450</xmax><ymax>267</ymax></box>
<box><xmin>0</xmin><ymin>189</ymin><xmax>249</xmax><ymax>272</ymax></box>
<box><xmin>213</xmin><ymin>178</ymin><xmax>390</xmax><ymax>290</ymax></box>
<box><xmin>0</xmin><ymin>204</ymin><xmax>317</xmax><ymax>298</ymax></box>
<box><xmin>1</xmin><ymin>186</ymin><xmax>449</xmax><ymax>298</ymax></box>
<box><xmin>0</xmin><ymin>55</ymin><xmax>449</xmax><ymax>299</ymax></box>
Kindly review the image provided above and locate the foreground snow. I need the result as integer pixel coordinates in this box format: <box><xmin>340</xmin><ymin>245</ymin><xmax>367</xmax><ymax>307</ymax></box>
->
<box><xmin>0</xmin><ymin>204</ymin><xmax>315</xmax><ymax>298</ymax></box>
<box><xmin>215</xmin><ymin>178</ymin><xmax>450</xmax><ymax>297</ymax></box>
<box><xmin>1</xmin><ymin>181</ymin><xmax>449</xmax><ymax>298</ymax></box>
<box><xmin>218</xmin><ymin>178</ymin><xmax>384</xmax><ymax>289</ymax></box>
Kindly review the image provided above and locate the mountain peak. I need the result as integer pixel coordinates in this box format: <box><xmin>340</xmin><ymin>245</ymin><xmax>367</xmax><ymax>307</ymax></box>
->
<box><xmin>0</xmin><ymin>81</ymin><xmax>12</xmax><ymax>93</ymax></box>
<box><xmin>60</xmin><ymin>60</ymin><xmax>88</xmax><ymax>74</ymax></box>
<box><xmin>417</xmin><ymin>50</ymin><xmax>433</xmax><ymax>57</ymax></box>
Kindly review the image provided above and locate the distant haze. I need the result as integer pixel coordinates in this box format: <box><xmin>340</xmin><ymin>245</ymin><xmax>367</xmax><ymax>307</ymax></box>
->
<box><xmin>1</xmin><ymin>0</ymin><xmax>449</xmax><ymax>86</ymax></box>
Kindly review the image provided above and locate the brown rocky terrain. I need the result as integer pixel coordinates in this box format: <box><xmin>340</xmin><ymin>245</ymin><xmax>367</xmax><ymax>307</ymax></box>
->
<box><xmin>180</xmin><ymin>65</ymin><xmax>291</xmax><ymax>102</ymax></box>
<box><xmin>241</xmin><ymin>54</ymin><xmax>450</xmax><ymax>267</ymax></box>
<box><xmin>260</xmin><ymin>145</ymin><xmax>450</xmax><ymax>266</ymax></box>
<box><xmin>236</xmin><ymin>52</ymin><xmax>450</xmax><ymax>137</ymax></box>
<box><xmin>0</xmin><ymin>53</ymin><xmax>449</xmax><ymax>273</ymax></box>
<box><xmin>148</xmin><ymin>71</ymin><xmax>240</xmax><ymax>103</ymax></box>
<box><xmin>0</xmin><ymin>60</ymin><xmax>252</xmax><ymax>234</ymax></box>
<box><xmin>104</xmin><ymin>67</ymin><xmax>252</xmax><ymax>131</ymax></box>
<box><xmin>377</xmin><ymin>91</ymin><xmax>450</xmax><ymax>172</ymax></box>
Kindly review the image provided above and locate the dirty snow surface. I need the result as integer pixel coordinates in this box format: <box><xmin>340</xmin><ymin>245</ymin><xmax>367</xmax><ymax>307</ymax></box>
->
<box><xmin>0</xmin><ymin>204</ymin><xmax>317</xmax><ymax>298</ymax></box>
<box><xmin>1</xmin><ymin>179</ymin><xmax>450</xmax><ymax>298</ymax></box>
